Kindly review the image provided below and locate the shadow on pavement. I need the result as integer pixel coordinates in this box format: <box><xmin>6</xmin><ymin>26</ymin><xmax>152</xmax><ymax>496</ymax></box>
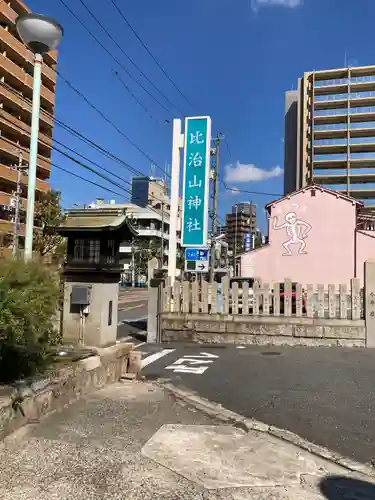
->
<box><xmin>319</xmin><ymin>475</ymin><xmax>375</xmax><ymax>499</ymax></box>
<box><xmin>126</xmin><ymin>319</ymin><xmax>147</xmax><ymax>332</ymax></box>
<box><xmin>117</xmin><ymin>319</ymin><xmax>147</xmax><ymax>342</ymax></box>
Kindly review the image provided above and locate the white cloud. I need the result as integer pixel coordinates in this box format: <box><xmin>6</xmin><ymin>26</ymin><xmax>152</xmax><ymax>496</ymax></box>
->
<box><xmin>251</xmin><ymin>0</ymin><xmax>302</xmax><ymax>10</ymax></box>
<box><xmin>225</xmin><ymin>162</ymin><xmax>283</xmax><ymax>183</ymax></box>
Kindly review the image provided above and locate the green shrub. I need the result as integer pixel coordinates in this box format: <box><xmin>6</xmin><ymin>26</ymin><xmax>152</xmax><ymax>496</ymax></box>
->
<box><xmin>0</xmin><ymin>259</ymin><xmax>62</xmax><ymax>383</ymax></box>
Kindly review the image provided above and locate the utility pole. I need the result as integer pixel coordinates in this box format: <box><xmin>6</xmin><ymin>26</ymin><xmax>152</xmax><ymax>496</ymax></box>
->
<box><xmin>160</xmin><ymin>201</ymin><xmax>165</xmax><ymax>268</ymax></box>
<box><xmin>12</xmin><ymin>151</ymin><xmax>26</xmax><ymax>259</ymax></box>
<box><xmin>209</xmin><ymin>134</ymin><xmax>223</xmax><ymax>282</ymax></box>
<box><xmin>233</xmin><ymin>204</ymin><xmax>238</xmax><ymax>276</ymax></box>
<box><xmin>131</xmin><ymin>239</ymin><xmax>136</xmax><ymax>288</ymax></box>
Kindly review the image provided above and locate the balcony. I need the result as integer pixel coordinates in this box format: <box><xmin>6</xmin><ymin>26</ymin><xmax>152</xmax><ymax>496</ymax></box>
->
<box><xmin>0</xmin><ymin>137</ymin><xmax>51</xmax><ymax>176</ymax></box>
<box><xmin>0</xmin><ymin>163</ymin><xmax>49</xmax><ymax>191</ymax></box>
<box><xmin>0</xmin><ymin>218</ymin><xmax>24</xmax><ymax>236</ymax></box>
<box><xmin>0</xmin><ymin>107</ymin><xmax>52</xmax><ymax>150</ymax></box>
<box><xmin>314</xmin><ymin>83</ymin><xmax>348</xmax><ymax>97</ymax></box>
<box><xmin>0</xmin><ymin>1</ymin><xmax>57</xmax><ymax>68</ymax></box>
<box><xmin>338</xmin><ymin>189</ymin><xmax>375</xmax><ymax>200</ymax></box>
<box><xmin>0</xmin><ymin>27</ymin><xmax>56</xmax><ymax>88</ymax></box>
<box><xmin>0</xmin><ymin>190</ymin><xmax>26</xmax><ymax>209</ymax></box>
<box><xmin>313</xmin><ymin>158</ymin><xmax>375</xmax><ymax>170</ymax></box>
<box><xmin>0</xmin><ymin>53</ymin><xmax>54</xmax><ymax>108</ymax></box>
<box><xmin>314</xmin><ymin>98</ymin><xmax>348</xmax><ymax>111</ymax></box>
<box><xmin>314</xmin><ymin>127</ymin><xmax>375</xmax><ymax>140</ymax></box>
<box><xmin>314</xmin><ymin>142</ymin><xmax>375</xmax><ymax>155</ymax></box>
<box><xmin>136</xmin><ymin>228</ymin><xmax>170</xmax><ymax>239</ymax></box>
<box><xmin>314</xmin><ymin>173</ymin><xmax>375</xmax><ymax>185</ymax></box>
<box><xmin>0</xmin><ymin>83</ymin><xmax>53</xmax><ymax>129</ymax></box>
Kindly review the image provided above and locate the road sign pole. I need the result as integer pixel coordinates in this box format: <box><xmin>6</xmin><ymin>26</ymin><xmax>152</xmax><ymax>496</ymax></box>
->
<box><xmin>168</xmin><ymin>119</ymin><xmax>184</xmax><ymax>286</ymax></box>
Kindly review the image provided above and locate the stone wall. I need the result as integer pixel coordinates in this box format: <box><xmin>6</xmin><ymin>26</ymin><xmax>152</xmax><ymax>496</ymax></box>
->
<box><xmin>0</xmin><ymin>343</ymin><xmax>134</xmax><ymax>441</ymax></box>
<box><xmin>161</xmin><ymin>314</ymin><xmax>366</xmax><ymax>347</ymax></box>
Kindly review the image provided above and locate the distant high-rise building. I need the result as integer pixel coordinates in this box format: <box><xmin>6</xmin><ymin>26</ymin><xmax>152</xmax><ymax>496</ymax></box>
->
<box><xmin>225</xmin><ymin>203</ymin><xmax>256</xmax><ymax>252</ymax></box>
<box><xmin>131</xmin><ymin>176</ymin><xmax>170</xmax><ymax>212</ymax></box>
<box><xmin>0</xmin><ymin>0</ymin><xmax>58</xmax><ymax>252</ymax></box>
<box><xmin>284</xmin><ymin>65</ymin><xmax>375</xmax><ymax>209</ymax></box>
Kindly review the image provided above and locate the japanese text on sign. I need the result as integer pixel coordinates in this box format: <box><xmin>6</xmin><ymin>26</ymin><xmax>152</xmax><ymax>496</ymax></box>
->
<box><xmin>181</xmin><ymin>117</ymin><xmax>211</xmax><ymax>247</ymax></box>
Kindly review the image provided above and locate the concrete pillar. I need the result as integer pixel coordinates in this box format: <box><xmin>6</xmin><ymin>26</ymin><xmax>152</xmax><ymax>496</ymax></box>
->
<box><xmin>364</xmin><ymin>260</ymin><xmax>375</xmax><ymax>347</ymax></box>
<box><xmin>62</xmin><ymin>281</ymin><xmax>119</xmax><ymax>348</ymax></box>
<box><xmin>147</xmin><ymin>257</ymin><xmax>160</xmax><ymax>343</ymax></box>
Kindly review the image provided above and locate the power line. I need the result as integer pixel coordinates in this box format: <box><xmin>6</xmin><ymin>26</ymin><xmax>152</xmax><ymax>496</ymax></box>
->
<box><xmin>0</xmin><ymin>80</ymin><xmax>169</xmax><ymax>181</ymax></box>
<box><xmin>76</xmin><ymin>0</ymin><xmax>184</xmax><ymax>116</ymax></box>
<box><xmin>57</xmin><ymin>0</ymin><xmax>177</xmax><ymax>118</ymax></box>
<box><xmin>52</xmin><ymin>163</ymin><xmax>130</xmax><ymax>199</ymax></box>
<box><xmin>56</xmin><ymin>69</ymin><xmax>171</xmax><ymax>178</ymax></box>
<box><xmin>113</xmin><ymin>70</ymin><xmax>170</xmax><ymax>127</ymax></box>
<box><xmin>0</xmin><ymin>111</ymin><xmax>171</xmax><ymax>217</ymax></box>
<box><xmin>109</xmin><ymin>0</ymin><xmax>196</xmax><ymax>112</ymax></box>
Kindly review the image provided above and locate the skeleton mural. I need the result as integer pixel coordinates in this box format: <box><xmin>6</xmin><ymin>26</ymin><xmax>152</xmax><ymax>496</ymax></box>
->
<box><xmin>273</xmin><ymin>212</ymin><xmax>312</xmax><ymax>256</ymax></box>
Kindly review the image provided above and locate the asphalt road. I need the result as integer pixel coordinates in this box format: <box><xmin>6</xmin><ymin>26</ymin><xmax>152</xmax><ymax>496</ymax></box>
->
<box><xmin>138</xmin><ymin>342</ymin><xmax>375</xmax><ymax>466</ymax></box>
<box><xmin>117</xmin><ymin>287</ymin><xmax>148</xmax><ymax>343</ymax></box>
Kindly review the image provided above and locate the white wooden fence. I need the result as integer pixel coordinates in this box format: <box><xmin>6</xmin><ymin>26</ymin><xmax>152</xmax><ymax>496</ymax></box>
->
<box><xmin>163</xmin><ymin>277</ymin><xmax>363</xmax><ymax>320</ymax></box>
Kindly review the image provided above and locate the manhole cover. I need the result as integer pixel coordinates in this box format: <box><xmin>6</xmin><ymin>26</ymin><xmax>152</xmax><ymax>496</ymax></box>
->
<box><xmin>260</xmin><ymin>351</ymin><xmax>282</xmax><ymax>356</ymax></box>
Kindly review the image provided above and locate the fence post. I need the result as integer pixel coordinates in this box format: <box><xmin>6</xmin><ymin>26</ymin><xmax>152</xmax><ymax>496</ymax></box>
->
<box><xmin>328</xmin><ymin>284</ymin><xmax>336</xmax><ymax>319</ymax></box>
<box><xmin>284</xmin><ymin>279</ymin><xmax>292</xmax><ymax>317</ymax></box>
<box><xmin>317</xmin><ymin>284</ymin><xmax>325</xmax><ymax>318</ymax></box>
<box><xmin>222</xmin><ymin>276</ymin><xmax>229</xmax><ymax>315</ymax></box>
<box><xmin>306</xmin><ymin>284</ymin><xmax>314</xmax><ymax>318</ymax></box>
<box><xmin>364</xmin><ymin>261</ymin><xmax>375</xmax><ymax>347</ymax></box>
<box><xmin>351</xmin><ymin>278</ymin><xmax>361</xmax><ymax>320</ymax></box>
<box><xmin>339</xmin><ymin>284</ymin><xmax>347</xmax><ymax>319</ymax></box>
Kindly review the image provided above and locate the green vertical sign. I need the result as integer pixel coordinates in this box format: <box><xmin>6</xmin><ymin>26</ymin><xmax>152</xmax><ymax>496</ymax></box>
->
<box><xmin>181</xmin><ymin>116</ymin><xmax>211</xmax><ymax>247</ymax></box>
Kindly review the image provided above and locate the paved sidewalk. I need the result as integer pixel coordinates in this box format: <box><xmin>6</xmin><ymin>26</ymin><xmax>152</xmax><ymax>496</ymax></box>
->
<box><xmin>0</xmin><ymin>381</ymin><xmax>374</xmax><ymax>499</ymax></box>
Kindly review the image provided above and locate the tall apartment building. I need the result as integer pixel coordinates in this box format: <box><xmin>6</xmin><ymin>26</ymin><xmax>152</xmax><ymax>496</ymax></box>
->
<box><xmin>284</xmin><ymin>65</ymin><xmax>375</xmax><ymax>208</ymax></box>
<box><xmin>225</xmin><ymin>202</ymin><xmax>257</xmax><ymax>251</ymax></box>
<box><xmin>131</xmin><ymin>176</ymin><xmax>170</xmax><ymax>212</ymax></box>
<box><xmin>0</xmin><ymin>0</ymin><xmax>57</xmax><ymax>248</ymax></box>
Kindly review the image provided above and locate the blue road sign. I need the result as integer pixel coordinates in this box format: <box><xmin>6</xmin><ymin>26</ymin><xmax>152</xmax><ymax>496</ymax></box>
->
<box><xmin>181</xmin><ymin>116</ymin><xmax>211</xmax><ymax>247</ymax></box>
<box><xmin>185</xmin><ymin>248</ymin><xmax>209</xmax><ymax>261</ymax></box>
<box><xmin>244</xmin><ymin>233</ymin><xmax>252</xmax><ymax>252</ymax></box>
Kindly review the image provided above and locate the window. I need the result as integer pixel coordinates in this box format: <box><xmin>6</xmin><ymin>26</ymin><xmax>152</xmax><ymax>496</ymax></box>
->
<box><xmin>73</xmin><ymin>238</ymin><xmax>100</xmax><ymax>263</ymax></box>
<box><xmin>106</xmin><ymin>239</ymin><xmax>116</xmax><ymax>264</ymax></box>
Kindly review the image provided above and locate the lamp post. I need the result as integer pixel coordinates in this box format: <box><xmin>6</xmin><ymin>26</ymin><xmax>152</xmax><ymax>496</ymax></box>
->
<box><xmin>15</xmin><ymin>14</ymin><xmax>63</xmax><ymax>261</ymax></box>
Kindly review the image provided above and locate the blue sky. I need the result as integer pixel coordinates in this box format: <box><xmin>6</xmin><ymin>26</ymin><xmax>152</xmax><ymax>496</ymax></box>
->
<box><xmin>27</xmin><ymin>0</ymin><xmax>375</xmax><ymax>230</ymax></box>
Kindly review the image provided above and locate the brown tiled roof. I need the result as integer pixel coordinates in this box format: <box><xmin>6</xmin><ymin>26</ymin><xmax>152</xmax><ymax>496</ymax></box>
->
<box><xmin>58</xmin><ymin>209</ymin><xmax>137</xmax><ymax>234</ymax></box>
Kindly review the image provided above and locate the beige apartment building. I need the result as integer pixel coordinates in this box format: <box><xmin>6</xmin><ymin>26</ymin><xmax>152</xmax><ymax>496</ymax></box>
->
<box><xmin>0</xmin><ymin>0</ymin><xmax>57</xmax><ymax>248</ymax></box>
<box><xmin>284</xmin><ymin>65</ymin><xmax>375</xmax><ymax>211</ymax></box>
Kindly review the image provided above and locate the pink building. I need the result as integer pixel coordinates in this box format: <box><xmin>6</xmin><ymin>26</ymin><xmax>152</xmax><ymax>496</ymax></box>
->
<box><xmin>240</xmin><ymin>186</ymin><xmax>375</xmax><ymax>287</ymax></box>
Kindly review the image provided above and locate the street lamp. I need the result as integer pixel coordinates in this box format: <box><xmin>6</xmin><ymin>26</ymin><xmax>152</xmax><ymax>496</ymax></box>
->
<box><xmin>15</xmin><ymin>14</ymin><xmax>63</xmax><ymax>261</ymax></box>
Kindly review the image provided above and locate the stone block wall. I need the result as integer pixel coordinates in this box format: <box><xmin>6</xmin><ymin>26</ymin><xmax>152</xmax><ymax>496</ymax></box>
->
<box><xmin>0</xmin><ymin>343</ymin><xmax>133</xmax><ymax>441</ymax></box>
<box><xmin>161</xmin><ymin>314</ymin><xmax>366</xmax><ymax>347</ymax></box>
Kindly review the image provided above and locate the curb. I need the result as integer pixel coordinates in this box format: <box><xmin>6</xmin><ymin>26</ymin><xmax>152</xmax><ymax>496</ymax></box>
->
<box><xmin>159</xmin><ymin>380</ymin><xmax>375</xmax><ymax>478</ymax></box>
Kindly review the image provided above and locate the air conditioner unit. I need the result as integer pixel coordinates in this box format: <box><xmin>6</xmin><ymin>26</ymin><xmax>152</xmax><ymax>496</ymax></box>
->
<box><xmin>9</xmin><ymin>198</ymin><xmax>16</xmax><ymax>208</ymax></box>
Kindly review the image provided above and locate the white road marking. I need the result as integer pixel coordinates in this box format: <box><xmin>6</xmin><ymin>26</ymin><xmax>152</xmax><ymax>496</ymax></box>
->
<box><xmin>165</xmin><ymin>365</ymin><xmax>208</xmax><ymax>375</ymax></box>
<box><xmin>173</xmin><ymin>358</ymin><xmax>214</xmax><ymax>366</ymax></box>
<box><xmin>236</xmin><ymin>346</ymin><xmax>246</xmax><ymax>349</ymax></box>
<box><xmin>183</xmin><ymin>352</ymin><xmax>219</xmax><ymax>359</ymax></box>
<box><xmin>141</xmin><ymin>349</ymin><xmax>175</xmax><ymax>368</ymax></box>
<box><xmin>164</xmin><ymin>351</ymin><xmax>219</xmax><ymax>375</ymax></box>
